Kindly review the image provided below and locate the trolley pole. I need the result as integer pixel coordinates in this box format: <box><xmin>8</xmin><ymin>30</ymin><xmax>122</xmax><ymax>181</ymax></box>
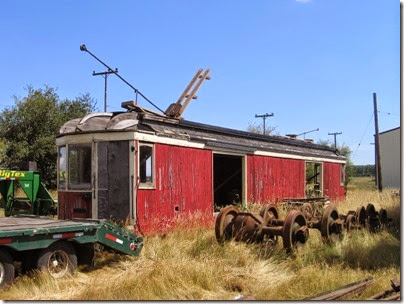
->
<box><xmin>93</xmin><ymin>68</ymin><xmax>118</xmax><ymax>112</ymax></box>
<box><xmin>328</xmin><ymin>132</ymin><xmax>342</xmax><ymax>150</ymax></box>
<box><xmin>255</xmin><ymin>113</ymin><xmax>274</xmax><ymax>135</ymax></box>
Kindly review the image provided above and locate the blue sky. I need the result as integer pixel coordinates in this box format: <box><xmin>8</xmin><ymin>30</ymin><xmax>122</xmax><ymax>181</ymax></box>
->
<box><xmin>0</xmin><ymin>0</ymin><xmax>400</xmax><ymax>165</ymax></box>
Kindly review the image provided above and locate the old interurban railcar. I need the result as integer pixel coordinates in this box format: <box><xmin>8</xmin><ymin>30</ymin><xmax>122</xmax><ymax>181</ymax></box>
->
<box><xmin>56</xmin><ymin>104</ymin><xmax>346</xmax><ymax>234</ymax></box>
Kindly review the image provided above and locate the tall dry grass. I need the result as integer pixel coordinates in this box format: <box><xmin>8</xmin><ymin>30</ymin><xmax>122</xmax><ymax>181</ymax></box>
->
<box><xmin>0</xmin><ymin>180</ymin><xmax>400</xmax><ymax>300</ymax></box>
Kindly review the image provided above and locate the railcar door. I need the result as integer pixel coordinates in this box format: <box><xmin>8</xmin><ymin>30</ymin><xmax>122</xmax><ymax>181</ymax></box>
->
<box><xmin>96</xmin><ymin>141</ymin><xmax>130</xmax><ymax>223</ymax></box>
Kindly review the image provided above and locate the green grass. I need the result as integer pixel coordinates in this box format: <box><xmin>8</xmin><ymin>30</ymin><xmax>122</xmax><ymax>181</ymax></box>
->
<box><xmin>0</xmin><ymin>186</ymin><xmax>400</xmax><ymax>300</ymax></box>
<box><xmin>348</xmin><ymin>176</ymin><xmax>376</xmax><ymax>191</ymax></box>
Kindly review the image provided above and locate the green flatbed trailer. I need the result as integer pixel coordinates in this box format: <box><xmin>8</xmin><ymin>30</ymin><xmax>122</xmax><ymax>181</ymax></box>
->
<box><xmin>0</xmin><ymin>215</ymin><xmax>143</xmax><ymax>287</ymax></box>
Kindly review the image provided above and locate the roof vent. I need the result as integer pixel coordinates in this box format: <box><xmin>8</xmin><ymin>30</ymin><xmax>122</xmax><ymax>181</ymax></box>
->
<box><xmin>285</xmin><ymin>134</ymin><xmax>298</xmax><ymax>139</ymax></box>
<box><xmin>304</xmin><ymin>139</ymin><xmax>314</xmax><ymax>143</ymax></box>
<box><xmin>121</xmin><ymin>100</ymin><xmax>137</xmax><ymax>111</ymax></box>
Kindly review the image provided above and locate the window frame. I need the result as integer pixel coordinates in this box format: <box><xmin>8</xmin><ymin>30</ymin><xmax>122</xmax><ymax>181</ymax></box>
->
<box><xmin>67</xmin><ymin>143</ymin><xmax>92</xmax><ymax>191</ymax></box>
<box><xmin>340</xmin><ymin>164</ymin><xmax>346</xmax><ymax>186</ymax></box>
<box><xmin>57</xmin><ymin>145</ymin><xmax>67</xmax><ymax>190</ymax></box>
<box><xmin>305</xmin><ymin>161</ymin><xmax>323</xmax><ymax>198</ymax></box>
<box><xmin>138</xmin><ymin>142</ymin><xmax>155</xmax><ymax>190</ymax></box>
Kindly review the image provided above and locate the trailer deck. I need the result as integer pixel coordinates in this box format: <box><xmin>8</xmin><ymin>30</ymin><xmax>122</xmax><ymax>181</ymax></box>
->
<box><xmin>0</xmin><ymin>215</ymin><xmax>143</xmax><ymax>287</ymax></box>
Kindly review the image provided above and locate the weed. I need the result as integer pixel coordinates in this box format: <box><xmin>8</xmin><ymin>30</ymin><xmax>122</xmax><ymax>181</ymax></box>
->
<box><xmin>0</xmin><ymin>181</ymin><xmax>399</xmax><ymax>300</ymax></box>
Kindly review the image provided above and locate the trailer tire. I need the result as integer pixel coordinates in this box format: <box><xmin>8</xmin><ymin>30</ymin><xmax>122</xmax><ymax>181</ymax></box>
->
<box><xmin>0</xmin><ymin>249</ymin><xmax>14</xmax><ymax>288</ymax></box>
<box><xmin>37</xmin><ymin>241</ymin><xmax>77</xmax><ymax>278</ymax></box>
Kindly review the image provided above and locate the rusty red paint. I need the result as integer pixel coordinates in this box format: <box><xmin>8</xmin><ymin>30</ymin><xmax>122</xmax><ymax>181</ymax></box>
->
<box><xmin>247</xmin><ymin>155</ymin><xmax>305</xmax><ymax>204</ymax></box>
<box><xmin>136</xmin><ymin>143</ymin><xmax>213</xmax><ymax>235</ymax></box>
<box><xmin>58</xmin><ymin>191</ymin><xmax>92</xmax><ymax>219</ymax></box>
<box><xmin>323</xmin><ymin>162</ymin><xmax>345</xmax><ymax>201</ymax></box>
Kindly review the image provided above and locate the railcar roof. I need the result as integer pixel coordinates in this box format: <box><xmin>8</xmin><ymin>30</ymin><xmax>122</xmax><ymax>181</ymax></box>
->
<box><xmin>58</xmin><ymin>105</ymin><xmax>345</xmax><ymax>161</ymax></box>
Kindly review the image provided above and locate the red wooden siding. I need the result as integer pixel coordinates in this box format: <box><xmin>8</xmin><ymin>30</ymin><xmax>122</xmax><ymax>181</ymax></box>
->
<box><xmin>247</xmin><ymin>155</ymin><xmax>305</xmax><ymax>203</ymax></box>
<box><xmin>323</xmin><ymin>162</ymin><xmax>345</xmax><ymax>200</ymax></box>
<box><xmin>58</xmin><ymin>191</ymin><xmax>92</xmax><ymax>219</ymax></box>
<box><xmin>136</xmin><ymin>143</ymin><xmax>213</xmax><ymax>235</ymax></box>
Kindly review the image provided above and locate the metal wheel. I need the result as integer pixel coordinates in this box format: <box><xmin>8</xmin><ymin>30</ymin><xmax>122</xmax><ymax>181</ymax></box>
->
<box><xmin>282</xmin><ymin>210</ymin><xmax>309</xmax><ymax>253</ymax></box>
<box><xmin>259</xmin><ymin>204</ymin><xmax>279</xmax><ymax>225</ymax></box>
<box><xmin>368</xmin><ymin>215</ymin><xmax>382</xmax><ymax>233</ymax></box>
<box><xmin>321</xmin><ymin>206</ymin><xmax>342</xmax><ymax>244</ymax></box>
<box><xmin>0</xmin><ymin>249</ymin><xmax>14</xmax><ymax>288</ymax></box>
<box><xmin>345</xmin><ymin>214</ymin><xmax>356</xmax><ymax>233</ymax></box>
<box><xmin>301</xmin><ymin>203</ymin><xmax>314</xmax><ymax>221</ymax></box>
<box><xmin>259</xmin><ymin>204</ymin><xmax>279</xmax><ymax>244</ymax></box>
<box><xmin>215</xmin><ymin>206</ymin><xmax>239</xmax><ymax>243</ymax></box>
<box><xmin>37</xmin><ymin>241</ymin><xmax>77</xmax><ymax>278</ymax></box>
<box><xmin>379</xmin><ymin>208</ymin><xmax>388</xmax><ymax>226</ymax></box>
<box><xmin>355</xmin><ymin>206</ymin><xmax>367</xmax><ymax>227</ymax></box>
<box><xmin>366</xmin><ymin>203</ymin><xmax>376</xmax><ymax>218</ymax></box>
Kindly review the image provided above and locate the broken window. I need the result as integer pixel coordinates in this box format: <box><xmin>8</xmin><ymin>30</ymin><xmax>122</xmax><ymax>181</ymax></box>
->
<box><xmin>305</xmin><ymin>162</ymin><xmax>323</xmax><ymax>197</ymax></box>
<box><xmin>340</xmin><ymin>164</ymin><xmax>346</xmax><ymax>186</ymax></box>
<box><xmin>139</xmin><ymin>143</ymin><xmax>154</xmax><ymax>188</ymax></box>
<box><xmin>58</xmin><ymin>146</ymin><xmax>67</xmax><ymax>190</ymax></box>
<box><xmin>68</xmin><ymin>144</ymin><xmax>92</xmax><ymax>190</ymax></box>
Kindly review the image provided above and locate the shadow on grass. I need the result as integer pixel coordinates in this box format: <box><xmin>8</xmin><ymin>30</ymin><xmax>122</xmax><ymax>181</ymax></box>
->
<box><xmin>80</xmin><ymin>251</ymin><xmax>124</xmax><ymax>273</ymax></box>
<box><xmin>341</xmin><ymin>236</ymin><xmax>400</xmax><ymax>270</ymax></box>
<box><xmin>384</xmin><ymin>203</ymin><xmax>401</xmax><ymax>240</ymax></box>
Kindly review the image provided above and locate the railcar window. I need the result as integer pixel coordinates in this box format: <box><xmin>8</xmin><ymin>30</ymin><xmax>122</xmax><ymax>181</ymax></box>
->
<box><xmin>58</xmin><ymin>146</ymin><xmax>67</xmax><ymax>190</ymax></box>
<box><xmin>139</xmin><ymin>143</ymin><xmax>154</xmax><ymax>188</ymax></box>
<box><xmin>305</xmin><ymin>162</ymin><xmax>323</xmax><ymax>198</ymax></box>
<box><xmin>68</xmin><ymin>144</ymin><xmax>92</xmax><ymax>190</ymax></box>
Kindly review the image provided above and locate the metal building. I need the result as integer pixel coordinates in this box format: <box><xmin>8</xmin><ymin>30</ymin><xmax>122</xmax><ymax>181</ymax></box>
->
<box><xmin>379</xmin><ymin>127</ymin><xmax>400</xmax><ymax>188</ymax></box>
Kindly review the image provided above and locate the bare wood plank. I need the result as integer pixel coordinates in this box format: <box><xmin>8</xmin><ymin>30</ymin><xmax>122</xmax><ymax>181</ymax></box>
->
<box><xmin>304</xmin><ymin>277</ymin><xmax>374</xmax><ymax>300</ymax></box>
<box><xmin>368</xmin><ymin>288</ymin><xmax>395</xmax><ymax>300</ymax></box>
<box><xmin>382</xmin><ymin>293</ymin><xmax>400</xmax><ymax>301</ymax></box>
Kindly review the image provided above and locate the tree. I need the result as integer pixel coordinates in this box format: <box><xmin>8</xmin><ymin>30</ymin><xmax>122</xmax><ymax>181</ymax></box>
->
<box><xmin>246</xmin><ymin>121</ymin><xmax>277</xmax><ymax>135</ymax></box>
<box><xmin>317</xmin><ymin>139</ymin><xmax>354</xmax><ymax>185</ymax></box>
<box><xmin>0</xmin><ymin>86</ymin><xmax>96</xmax><ymax>188</ymax></box>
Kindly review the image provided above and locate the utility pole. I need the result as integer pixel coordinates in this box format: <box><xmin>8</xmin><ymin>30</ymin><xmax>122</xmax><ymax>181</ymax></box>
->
<box><xmin>328</xmin><ymin>132</ymin><xmax>342</xmax><ymax>150</ymax></box>
<box><xmin>93</xmin><ymin>68</ymin><xmax>118</xmax><ymax>112</ymax></box>
<box><xmin>255</xmin><ymin>113</ymin><xmax>274</xmax><ymax>135</ymax></box>
<box><xmin>80</xmin><ymin>44</ymin><xmax>165</xmax><ymax>114</ymax></box>
<box><xmin>373</xmin><ymin>92</ymin><xmax>382</xmax><ymax>192</ymax></box>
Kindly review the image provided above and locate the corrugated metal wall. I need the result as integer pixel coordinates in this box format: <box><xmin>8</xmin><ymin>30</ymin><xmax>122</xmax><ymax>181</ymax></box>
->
<box><xmin>136</xmin><ymin>143</ymin><xmax>213</xmax><ymax>234</ymax></box>
<box><xmin>247</xmin><ymin>155</ymin><xmax>305</xmax><ymax>203</ymax></box>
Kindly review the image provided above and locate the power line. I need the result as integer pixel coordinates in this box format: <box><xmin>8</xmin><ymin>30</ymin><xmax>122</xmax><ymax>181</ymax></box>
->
<box><xmin>352</xmin><ymin>113</ymin><xmax>374</xmax><ymax>157</ymax></box>
<box><xmin>378</xmin><ymin>110</ymin><xmax>399</xmax><ymax>117</ymax></box>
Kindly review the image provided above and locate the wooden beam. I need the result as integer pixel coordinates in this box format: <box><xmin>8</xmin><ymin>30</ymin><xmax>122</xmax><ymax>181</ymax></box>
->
<box><xmin>304</xmin><ymin>277</ymin><xmax>374</xmax><ymax>300</ymax></box>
